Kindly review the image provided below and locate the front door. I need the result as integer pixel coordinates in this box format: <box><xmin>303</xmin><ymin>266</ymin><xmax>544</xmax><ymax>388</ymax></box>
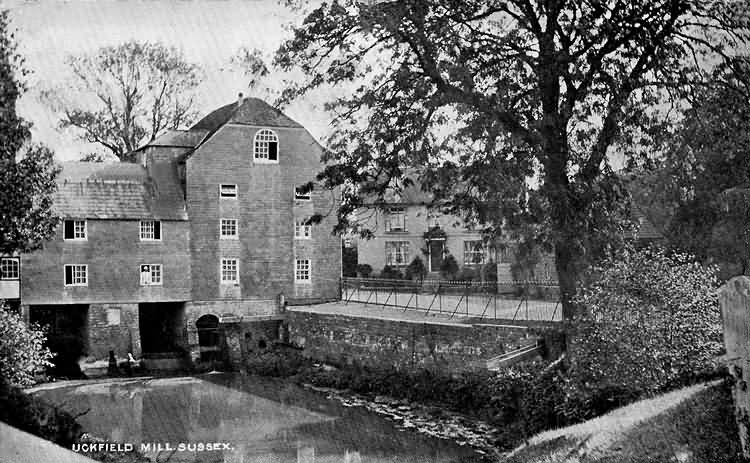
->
<box><xmin>429</xmin><ymin>240</ymin><xmax>444</xmax><ymax>273</ymax></box>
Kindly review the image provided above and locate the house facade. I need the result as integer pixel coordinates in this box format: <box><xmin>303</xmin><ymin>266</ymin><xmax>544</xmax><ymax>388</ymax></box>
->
<box><xmin>0</xmin><ymin>97</ymin><xmax>341</xmax><ymax>370</ymax></box>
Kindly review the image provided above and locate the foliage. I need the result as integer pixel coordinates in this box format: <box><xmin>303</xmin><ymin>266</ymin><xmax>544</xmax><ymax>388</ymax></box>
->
<box><xmin>404</xmin><ymin>256</ymin><xmax>426</xmax><ymax>280</ymax></box>
<box><xmin>0</xmin><ymin>305</ymin><xmax>53</xmax><ymax>387</ymax></box>
<box><xmin>0</xmin><ymin>377</ymin><xmax>82</xmax><ymax>447</ymax></box>
<box><xmin>342</xmin><ymin>243</ymin><xmax>358</xmax><ymax>277</ymax></box>
<box><xmin>355</xmin><ymin>263</ymin><xmax>372</xmax><ymax>278</ymax></box>
<box><xmin>379</xmin><ymin>265</ymin><xmax>403</xmax><ymax>280</ymax></box>
<box><xmin>274</xmin><ymin>0</ymin><xmax>749</xmax><ymax>318</ymax></box>
<box><xmin>564</xmin><ymin>246</ymin><xmax>723</xmax><ymax>421</ymax></box>
<box><xmin>483</xmin><ymin>260</ymin><xmax>498</xmax><ymax>283</ymax></box>
<box><xmin>457</xmin><ymin>266</ymin><xmax>478</xmax><ymax>281</ymax></box>
<box><xmin>43</xmin><ymin>40</ymin><xmax>203</xmax><ymax>162</ymax></box>
<box><xmin>0</xmin><ymin>10</ymin><xmax>60</xmax><ymax>255</ymax></box>
<box><xmin>439</xmin><ymin>253</ymin><xmax>459</xmax><ymax>279</ymax></box>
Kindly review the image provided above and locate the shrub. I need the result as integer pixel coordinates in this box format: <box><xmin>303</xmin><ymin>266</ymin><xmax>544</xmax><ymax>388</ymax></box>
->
<box><xmin>0</xmin><ymin>304</ymin><xmax>53</xmax><ymax>387</ymax></box>
<box><xmin>404</xmin><ymin>256</ymin><xmax>427</xmax><ymax>280</ymax></box>
<box><xmin>457</xmin><ymin>266</ymin><xmax>478</xmax><ymax>281</ymax></box>
<box><xmin>483</xmin><ymin>261</ymin><xmax>498</xmax><ymax>282</ymax></box>
<box><xmin>440</xmin><ymin>253</ymin><xmax>459</xmax><ymax>279</ymax></box>
<box><xmin>355</xmin><ymin>264</ymin><xmax>373</xmax><ymax>278</ymax></box>
<box><xmin>563</xmin><ymin>246</ymin><xmax>723</xmax><ymax>421</ymax></box>
<box><xmin>379</xmin><ymin>265</ymin><xmax>403</xmax><ymax>280</ymax></box>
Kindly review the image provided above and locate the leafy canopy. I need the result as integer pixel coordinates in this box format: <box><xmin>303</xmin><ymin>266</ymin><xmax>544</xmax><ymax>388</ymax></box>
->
<box><xmin>0</xmin><ymin>10</ymin><xmax>59</xmax><ymax>255</ymax></box>
<box><xmin>44</xmin><ymin>41</ymin><xmax>203</xmax><ymax>162</ymax></box>
<box><xmin>275</xmin><ymin>0</ymin><xmax>749</xmax><ymax>317</ymax></box>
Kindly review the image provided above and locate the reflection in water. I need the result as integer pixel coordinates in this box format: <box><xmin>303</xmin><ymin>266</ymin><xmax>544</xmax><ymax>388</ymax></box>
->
<box><xmin>34</xmin><ymin>373</ymin><xmax>481</xmax><ymax>463</ymax></box>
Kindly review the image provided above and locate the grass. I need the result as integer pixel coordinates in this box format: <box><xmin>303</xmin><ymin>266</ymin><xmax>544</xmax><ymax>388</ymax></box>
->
<box><xmin>505</xmin><ymin>379</ymin><xmax>745</xmax><ymax>463</ymax></box>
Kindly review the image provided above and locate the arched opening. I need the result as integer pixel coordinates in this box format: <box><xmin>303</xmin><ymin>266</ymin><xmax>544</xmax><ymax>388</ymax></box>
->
<box><xmin>253</xmin><ymin>129</ymin><xmax>279</xmax><ymax>162</ymax></box>
<box><xmin>196</xmin><ymin>314</ymin><xmax>221</xmax><ymax>362</ymax></box>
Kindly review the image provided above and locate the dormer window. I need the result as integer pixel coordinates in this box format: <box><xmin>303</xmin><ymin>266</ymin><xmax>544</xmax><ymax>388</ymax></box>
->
<box><xmin>254</xmin><ymin>129</ymin><xmax>279</xmax><ymax>163</ymax></box>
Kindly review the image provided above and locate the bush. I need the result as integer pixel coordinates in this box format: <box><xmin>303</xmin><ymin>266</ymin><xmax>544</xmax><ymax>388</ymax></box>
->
<box><xmin>483</xmin><ymin>261</ymin><xmax>498</xmax><ymax>282</ymax></box>
<box><xmin>379</xmin><ymin>265</ymin><xmax>403</xmax><ymax>280</ymax></box>
<box><xmin>457</xmin><ymin>266</ymin><xmax>478</xmax><ymax>281</ymax></box>
<box><xmin>0</xmin><ymin>377</ymin><xmax>82</xmax><ymax>447</ymax></box>
<box><xmin>0</xmin><ymin>304</ymin><xmax>53</xmax><ymax>387</ymax></box>
<box><xmin>563</xmin><ymin>246</ymin><xmax>723</xmax><ymax>421</ymax></box>
<box><xmin>404</xmin><ymin>256</ymin><xmax>427</xmax><ymax>280</ymax></box>
<box><xmin>356</xmin><ymin>264</ymin><xmax>373</xmax><ymax>278</ymax></box>
<box><xmin>440</xmin><ymin>253</ymin><xmax>459</xmax><ymax>279</ymax></box>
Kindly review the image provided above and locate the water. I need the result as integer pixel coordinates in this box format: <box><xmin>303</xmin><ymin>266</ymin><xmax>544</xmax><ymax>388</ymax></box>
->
<box><xmin>33</xmin><ymin>373</ymin><xmax>483</xmax><ymax>463</ymax></box>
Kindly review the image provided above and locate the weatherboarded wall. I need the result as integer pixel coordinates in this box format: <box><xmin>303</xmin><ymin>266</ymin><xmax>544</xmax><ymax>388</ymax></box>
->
<box><xmin>720</xmin><ymin>275</ymin><xmax>750</xmax><ymax>458</ymax></box>
<box><xmin>284</xmin><ymin>311</ymin><xmax>537</xmax><ymax>372</ymax></box>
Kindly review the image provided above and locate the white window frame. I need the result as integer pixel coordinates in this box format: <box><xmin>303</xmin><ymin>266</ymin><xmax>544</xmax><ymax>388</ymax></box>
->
<box><xmin>294</xmin><ymin>186</ymin><xmax>312</xmax><ymax>201</ymax></box>
<box><xmin>385</xmin><ymin>241</ymin><xmax>410</xmax><ymax>266</ymax></box>
<box><xmin>63</xmin><ymin>219</ymin><xmax>87</xmax><ymax>241</ymax></box>
<box><xmin>64</xmin><ymin>264</ymin><xmax>88</xmax><ymax>287</ymax></box>
<box><xmin>463</xmin><ymin>240</ymin><xmax>486</xmax><ymax>265</ymax></box>
<box><xmin>384</xmin><ymin>208</ymin><xmax>407</xmax><ymax>233</ymax></box>
<box><xmin>294</xmin><ymin>220</ymin><xmax>312</xmax><ymax>240</ymax></box>
<box><xmin>295</xmin><ymin>259</ymin><xmax>311</xmax><ymax>283</ymax></box>
<box><xmin>0</xmin><ymin>257</ymin><xmax>19</xmax><ymax>280</ymax></box>
<box><xmin>140</xmin><ymin>220</ymin><xmax>161</xmax><ymax>241</ymax></box>
<box><xmin>220</xmin><ymin>218</ymin><xmax>239</xmax><ymax>239</ymax></box>
<box><xmin>140</xmin><ymin>264</ymin><xmax>163</xmax><ymax>286</ymax></box>
<box><xmin>221</xmin><ymin>258</ymin><xmax>239</xmax><ymax>284</ymax></box>
<box><xmin>253</xmin><ymin>129</ymin><xmax>279</xmax><ymax>163</ymax></box>
<box><xmin>219</xmin><ymin>184</ymin><xmax>238</xmax><ymax>199</ymax></box>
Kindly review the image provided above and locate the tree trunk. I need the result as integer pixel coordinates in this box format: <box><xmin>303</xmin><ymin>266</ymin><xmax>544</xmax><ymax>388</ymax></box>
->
<box><xmin>554</xmin><ymin>240</ymin><xmax>580</xmax><ymax>321</ymax></box>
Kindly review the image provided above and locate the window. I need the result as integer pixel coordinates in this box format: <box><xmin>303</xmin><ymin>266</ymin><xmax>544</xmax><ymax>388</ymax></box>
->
<box><xmin>464</xmin><ymin>240</ymin><xmax>485</xmax><ymax>265</ymax></box>
<box><xmin>295</xmin><ymin>259</ymin><xmax>311</xmax><ymax>282</ymax></box>
<box><xmin>385</xmin><ymin>241</ymin><xmax>410</xmax><ymax>266</ymax></box>
<box><xmin>254</xmin><ymin>129</ymin><xmax>279</xmax><ymax>162</ymax></box>
<box><xmin>220</xmin><ymin>219</ymin><xmax>238</xmax><ymax>239</ymax></box>
<box><xmin>140</xmin><ymin>264</ymin><xmax>162</xmax><ymax>286</ymax></box>
<box><xmin>140</xmin><ymin>220</ymin><xmax>161</xmax><ymax>240</ymax></box>
<box><xmin>0</xmin><ymin>258</ymin><xmax>19</xmax><ymax>280</ymax></box>
<box><xmin>294</xmin><ymin>186</ymin><xmax>311</xmax><ymax>201</ymax></box>
<box><xmin>294</xmin><ymin>220</ymin><xmax>312</xmax><ymax>239</ymax></box>
<box><xmin>63</xmin><ymin>220</ymin><xmax>87</xmax><ymax>240</ymax></box>
<box><xmin>64</xmin><ymin>264</ymin><xmax>88</xmax><ymax>286</ymax></box>
<box><xmin>384</xmin><ymin>208</ymin><xmax>407</xmax><ymax>232</ymax></box>
<box><xmin>219</xmin><ymin>184</ymin><xmax>238</xmax><ymax>198</ymax></box>
<box><xmin>221</xmin><ymin>258</ymin><xmax>239</xmax><ymax>283</ymax></box>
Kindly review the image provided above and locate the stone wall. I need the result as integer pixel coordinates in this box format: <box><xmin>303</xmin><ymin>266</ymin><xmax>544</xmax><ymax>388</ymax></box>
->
<box><xmin>87</xmin><ymin>303</ymin><xmax>141</xmax><ymax>359</ymax></box>
<box><xmin>720</xmin><ymin>275</ymin><xmax>750</xmax><ymax>458</ymax></box>
<box><xmin>285</xmin><ymin>311</ymin><xmax>541</xmax><ymax>372</ymax></box>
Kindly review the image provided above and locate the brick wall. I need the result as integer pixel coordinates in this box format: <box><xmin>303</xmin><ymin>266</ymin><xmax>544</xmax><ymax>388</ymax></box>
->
<box><xmin>21</xmin><ymin>220</ymin><xmax>191</xmax><ymax>305</ymax></box>
<box><xmin>186</xmin><ymin>124</ymin><xmax>341</xmax><ymax>304</ymax></box>
<box><xmin>285</xmin><ymin>311</ymin><xmax>538</xmax><ymax>372</ymax></box>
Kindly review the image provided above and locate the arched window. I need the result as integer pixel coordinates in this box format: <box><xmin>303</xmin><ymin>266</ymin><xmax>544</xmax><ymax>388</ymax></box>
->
<box><xmin>254</xmin><ymin>129</ymin><xmax>279</xmax><ymax>162</ymax></box>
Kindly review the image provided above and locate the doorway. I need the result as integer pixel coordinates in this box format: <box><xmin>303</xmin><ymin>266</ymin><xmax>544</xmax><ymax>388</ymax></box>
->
<box><xmin>428</xmin><ymin>240</ymin><xmax>445</xmax><ymax>273</ymax></box>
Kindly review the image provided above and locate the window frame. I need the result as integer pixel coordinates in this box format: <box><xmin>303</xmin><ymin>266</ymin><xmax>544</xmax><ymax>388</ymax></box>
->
<box><xmin>463</xmin><ymin>240</ymin><xmax>486</xmax><ymax>265</ymax></box>
<box><xmin>64</xmin><ymin>264</ymin><xmax>88</xmax><ymax>287</ymax></box>
<box><xmin>295</xmin><ymin>258</ymin><xmax>311</xmax><ymax>283</ymax></box>
<box><xmin>294</xmin><ymin>186</ymin><xmax>312</xmax><ymax>201</ymax></box>
<box><xmin>219</xmin><ymin>184</ymin><xmax>238</xmax><ymax>199</ymax></box>
<box><xmin>220</xmin><ymin>218</ymin><xmax>239</xmax><ymax>240</ymax></box>
<box><xmin>63</xmin><ymin>219</ymin><xmax>87</xmax><ymax>241</ymax></box>
<box><xmin>294</xmin><ymin>220</ymin><xmax>312</xmax><ymax>240</ymax></box>
<box><xmin>385</xmin><ymin>241</ymin><xmax>410</xmax><ymax>267</ymax></box>
<box><xmin>139</xmin><ymin>220</ymin><xmax>162</xmax><ymax>241</ymax></box>
<box><xmin>139</xmin><ymin>264</ymin><xmax>163</xmax><ymax>286</ymax></box>
<box><xmin>221</xmin><ymin>258</ymin><xmax>239</xmax><ymax>284</ymax></box>
<box><xmin>253</xmin><ymin>129</ymin><xmax>279</xmax><ymax>164</ymax></box>
<box><xmin>0</xmin><ymin>257</ymin><xmax>20</xmax><ymax>280</ymax></box>
<box><xmin>384</xmin><ymin>208</ymin><xmax>407</xmax><ymax>233</ymax></box>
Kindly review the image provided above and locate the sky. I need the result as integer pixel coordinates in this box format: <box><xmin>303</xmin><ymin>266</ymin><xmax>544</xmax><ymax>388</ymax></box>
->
<box><xmin>4</xmin><ymin>0</ymin><xmax>332</xmax><ymax>161</ymax></box>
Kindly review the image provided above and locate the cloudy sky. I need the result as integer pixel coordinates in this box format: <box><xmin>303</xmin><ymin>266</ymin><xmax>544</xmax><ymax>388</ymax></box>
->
<box><xmin>5</xmin><ymin>0</ymin><xmax>333</xmax><ymax>161</ymax></box>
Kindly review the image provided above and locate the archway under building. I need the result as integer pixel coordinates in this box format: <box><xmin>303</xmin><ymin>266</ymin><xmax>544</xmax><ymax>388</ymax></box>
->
<box><xmin>29</xmin><ymin>304</ymin><xmax>88</xmax><ymax>379</ymax></box>
<box><xmin>138</xmin><ymin>302</ymin><xmax>187</xmax><ymax>354</ymax></box>
<box><xmin>196</xmin><ymin>314</ymin><xmax>222</xmax><ymax>362</ymax></box>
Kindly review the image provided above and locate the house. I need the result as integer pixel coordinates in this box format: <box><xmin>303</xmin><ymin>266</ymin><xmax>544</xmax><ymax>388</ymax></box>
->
<box><xmin>0</xmin><ymin>96</ymin><xmax>341</xmax><ymax>371</ymax></box>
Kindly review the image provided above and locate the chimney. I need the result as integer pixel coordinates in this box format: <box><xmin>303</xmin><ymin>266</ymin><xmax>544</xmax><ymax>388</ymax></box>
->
<box><xmin>237</xmin><ymin>92</ymin><xmax>244</xmax><ymax>107</ymax></box>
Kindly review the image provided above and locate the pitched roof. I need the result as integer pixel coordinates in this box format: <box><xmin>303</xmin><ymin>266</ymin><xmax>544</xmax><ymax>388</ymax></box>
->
<box><xmin>148</xmin><ymin>129</ymin><xmax>209</xmax><ymax>148</ymax></box>
<box><xmin>191</xmin><ymin>97</ymin><xmax>303</xmax><ymax>131</ymax></box>
<box><xmin>55</xmin><ymin>162</ymin><xmax>188</xmax><ymax>220</ymax></box>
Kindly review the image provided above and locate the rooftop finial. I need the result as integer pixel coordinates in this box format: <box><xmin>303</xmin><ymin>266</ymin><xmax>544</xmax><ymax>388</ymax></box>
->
<box><xmin>237</xmin><ymin>92</ymin><xmax>244</xmax><ymax>107</ymax></box>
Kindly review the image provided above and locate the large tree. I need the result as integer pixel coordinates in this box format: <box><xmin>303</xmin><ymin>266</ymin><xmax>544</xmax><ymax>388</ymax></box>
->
<box><xmin>0</xmin><ymin>10</ymin><xmax>59</xmax><ymax>255</ymax></box>
<box><xmin>274</xmin><ymin>0</ymin><xmax>748</xmax><ymax>318</ymax></box>
<box><xmin>45</xmin><ymin>41</ymin><xmax>203</xmax><ymax>162</ymax></box>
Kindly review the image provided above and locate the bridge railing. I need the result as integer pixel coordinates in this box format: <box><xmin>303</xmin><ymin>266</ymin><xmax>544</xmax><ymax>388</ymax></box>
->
<box><xmin>340</xmin><ymin>277</ymin><xmax>562</xmax><ymax>322</ymax></box>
